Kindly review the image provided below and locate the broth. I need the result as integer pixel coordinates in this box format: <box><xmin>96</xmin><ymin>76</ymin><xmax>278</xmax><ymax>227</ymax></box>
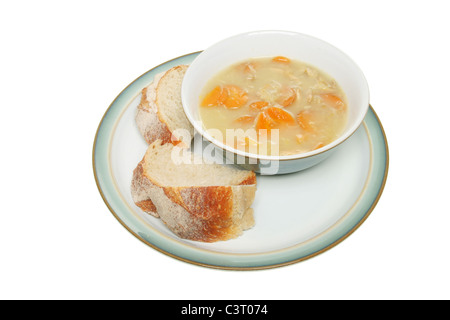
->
<box><xmin>199</xmin><ymin>56</ymin><xmax>348</xmax><ymax>156</ymax></box>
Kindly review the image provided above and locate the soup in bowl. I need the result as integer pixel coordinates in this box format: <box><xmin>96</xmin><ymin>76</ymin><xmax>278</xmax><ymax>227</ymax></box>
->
<box><xmin>181</xmin><ymin>30</ymin><xmax>369</xmax><ymax>174</ymax></box>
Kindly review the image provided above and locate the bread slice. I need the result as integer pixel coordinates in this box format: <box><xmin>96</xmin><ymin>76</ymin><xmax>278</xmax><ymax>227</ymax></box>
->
<box><xmin>131</xmin><ymin>140</ymin><xmax>257</xmax><ymax>242</ymax></box>
<box><xmin>136</xmin><ymin>65</ymin><xmax>194</xmax><ymax>147</ymax></box>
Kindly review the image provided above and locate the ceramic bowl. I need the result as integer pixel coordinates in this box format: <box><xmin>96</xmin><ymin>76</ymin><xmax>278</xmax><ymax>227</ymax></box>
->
<box><xmin>181</xmin><ymin>30</ymin><xmax>369</xmax><ymax>174</ymax></box>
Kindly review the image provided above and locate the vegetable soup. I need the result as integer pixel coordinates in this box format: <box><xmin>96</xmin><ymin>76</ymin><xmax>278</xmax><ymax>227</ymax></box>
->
<box><xmin>199</xmin><ymin>56</ymin><xmax>348</xmax><ymax>156</ymax></box>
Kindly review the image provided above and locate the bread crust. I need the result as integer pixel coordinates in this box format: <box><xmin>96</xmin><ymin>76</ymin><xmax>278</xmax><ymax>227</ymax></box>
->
<box><xmin>135</xmin><ymin>65</ymin><xmax>192</xmax><ymax>147</ymax></box>
<box><xmin>131</xmin><ymin>160</ymin><xmax>160</xmax><ymax>218</ymax></box>
<box><xmin>130</xmin><ymin>143</ymin><xmax>257</xmax><ymax>242</ymax></box>
<box><xmin>136</xmin><ymin>86</ymin><xmax>174</xmax><ymax>146</ymax></box>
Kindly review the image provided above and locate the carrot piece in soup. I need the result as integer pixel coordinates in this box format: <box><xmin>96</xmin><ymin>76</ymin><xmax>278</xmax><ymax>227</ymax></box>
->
<box><xmin>313</xmin><ymin>142</ymin><xmax>325</xmax><ymax>150</ymax></box>
<box><xmin>255</xmin><ymin>111</ymin><xmax>276</xmax><ymax>133</ymax></box>
<box><xmin>201</xmin><ymin>86</ymin><xmax>228</xmax><ymax>107</ymax></box>
<box><xmin>249</xmin><ymin>101</ymin><xmax>269</xmax><ymax>110</ymax></box>
<box><xmin>265</xmin><ymin>107</ymin><xmax>296</xmax><ymax>126</ymax></box>
<box><xmin>236</xmin><ymin>62</ymin><xmax>258</xmax><ymax>80</ymax></box>
<box><xmin>234</xmin><ymin>115</ymin><xmax>255</xmax><ymax>124</ymax></box>
<box><xmin>272</xmin><ymin>56</ymin><xmax>291</xmax><ymax>63</ymax></box>
<box><xmin>321</xmin><ymin>94</ymin><xmax>346</xmax><ymax>110</ymax></box>
<box><xmin>296</xmin><ymin>111</ymin><xmax>315</xmax><ymax>132</ymax></box>
<box><xmin>236</xmin><ymin>62</ymin><xmax>257</xmax><ymax>73</ymax></box>
<box><xmin>223</xmin><ymin>85</ymin><xmax>248</xmax><ymax>108</ymax></box>
<box><xmin>277</xmin><ymin>87</ymin><xmax>297</xmax><ymax>107</ymax></box>
<box><xmin>243</xmin><ymin>62</ymin><xmax>257</xmax><ymax>73</ymax></box>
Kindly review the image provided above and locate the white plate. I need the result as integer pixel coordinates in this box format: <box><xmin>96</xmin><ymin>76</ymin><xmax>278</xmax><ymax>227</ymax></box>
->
<box><xmin>93</xmin><ymin>52</ymin><xmax>389</xmax><ymax>270</ymax></box>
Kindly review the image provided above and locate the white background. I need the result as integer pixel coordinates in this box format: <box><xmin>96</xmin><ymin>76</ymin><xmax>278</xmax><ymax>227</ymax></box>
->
<box><xmin>1</xmin><ymin>0</ymin><xmax>449</xmax><ymax>300</ymax></box>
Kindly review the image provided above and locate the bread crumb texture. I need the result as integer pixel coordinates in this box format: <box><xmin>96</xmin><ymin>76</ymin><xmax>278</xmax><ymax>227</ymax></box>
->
<box><xmin>130</xmin><ymin>140</ymin><xmax>257</xmax><ymax>242</ymax></box>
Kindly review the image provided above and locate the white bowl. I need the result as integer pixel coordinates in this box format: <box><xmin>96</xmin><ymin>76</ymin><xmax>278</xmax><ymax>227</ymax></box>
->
<box><xmin>181</xmin><ymin>30</ymin><xmax>370</xmax><ymax>174</ymax></box>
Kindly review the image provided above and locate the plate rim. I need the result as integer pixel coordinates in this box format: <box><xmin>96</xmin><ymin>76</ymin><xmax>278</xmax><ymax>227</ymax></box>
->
<box><xmin>92</xmin><ymin>52</ymin><xmax>389</xmax><ymax>270</ymax></box>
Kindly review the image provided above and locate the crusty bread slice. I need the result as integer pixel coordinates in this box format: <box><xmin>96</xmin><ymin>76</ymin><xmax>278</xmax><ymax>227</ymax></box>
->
<box><xmin>131</xmin><ymin>140</ymin><xmax>257</xmax><ymax>242</ymax></box>
<box><xmin>136</xmin><ymin>65</ymin><xmax>194</xmax><ymax>147</ymax></box>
